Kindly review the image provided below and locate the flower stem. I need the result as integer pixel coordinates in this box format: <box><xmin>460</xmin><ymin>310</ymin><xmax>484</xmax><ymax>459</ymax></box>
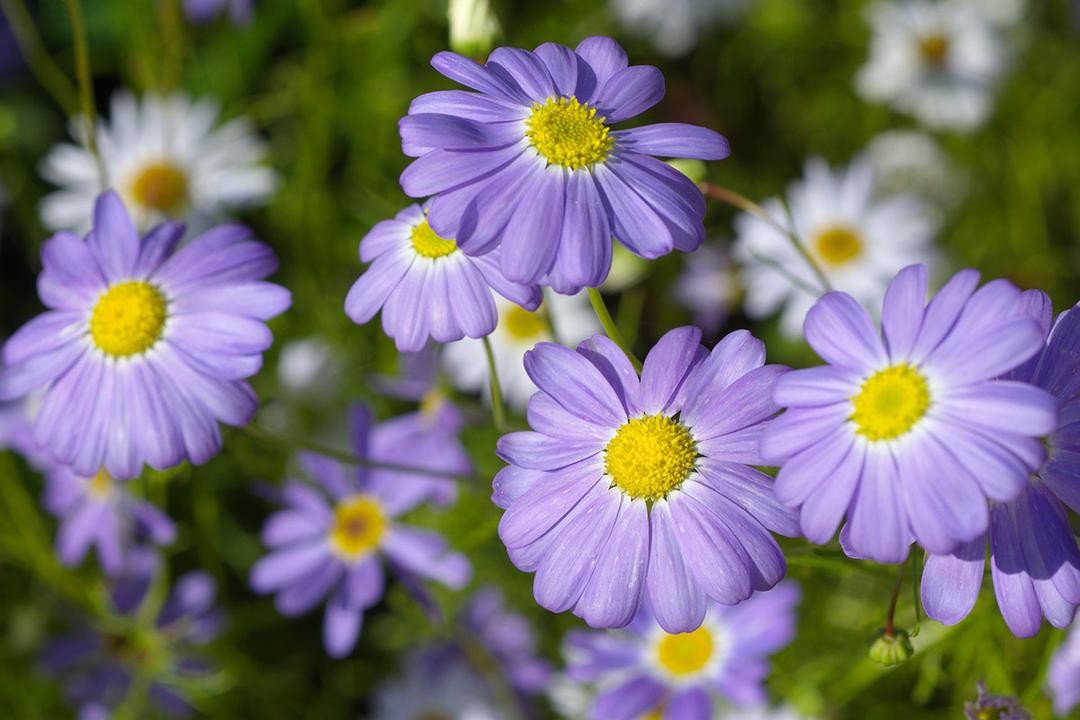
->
<box><xmin>587</xmin><ymin>287</ymin><xmax>643</xmax><ymax>372</ymax></box>
<box><xmin>0</xmin><ymin>0</ymin><xmax>79</xmax><ymax>114</ymax></box>
<box><xmin>481</xmin><ymin>335</ymin><xmax>507</xmax><ymax>432</ymax></box>
<box><xmin>885</xmin><ymin>556</ymin><xmax>910</xmax><ymax>637</ymax></box>
<box><xmin>700</xmin><ymin>182</ymin><xmax>833</xmax><ymax>294</ymax></box>
<box><xmin>64</xmin><ymin>0</ymin><xmax>107</xmax><ymax>189</ymax></box>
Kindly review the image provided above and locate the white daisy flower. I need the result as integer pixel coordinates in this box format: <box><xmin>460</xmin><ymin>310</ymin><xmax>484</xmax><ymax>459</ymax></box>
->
<box><xmin>442</xmin><ymin>290</ymin><xmax>599</xmax><ymax>410</ymax></box>
<box><xmin>865</xmin><ymin>129</ymin><xmax>963</xmax><ymax>204</ymax></box>
<box><xmin>40</xmin><ymin>91</ymin><xmax>277</xmax><ymax>233</ymax></box>
<box><xmin>611</xmin><ymin>0</ymin><xmax>748</xmax><ymax>57</ymax></box>
<box><xmin>732</xmin><ymin>156</ymin><xmax>938</xmax><ymax>338</ymax></box>
<box><xmin>856</xmin><ymin>0</ymin><xmax>1010</xmax><ymax>132</ymax></box>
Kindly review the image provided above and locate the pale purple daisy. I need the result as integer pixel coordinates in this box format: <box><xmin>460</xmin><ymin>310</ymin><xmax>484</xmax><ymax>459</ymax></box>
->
<box><xmin>249</xmin><ymin>403</ymin><xmax>471</xmax><ymax>658</ymax></box>
<box><xmin>1048</xmin><ymin>619</ymin><xmax>1080</xmax><ymax>716</ymax></box>
<box><xmin>761</xmin><ymin>264</ymin><xmax>1057</xmax><ymax>563</ymax></box>
<box><xmin>43</xmin><ymin>464</ymin><xmax>176</xmax><ymax>576</ymax></box>
<box><xmin>345</xmin><ymin>203</ymin><xmax>542</xmax><ymax>351</ymax></box>
<box><xmin>0</xmin><ymin>191</ymin><xmax>290</xmax><ymax>480</ymax></box>
<box><xmin>564</xmin><ymin>582</ymin><xmax>800</xmax><ymax>719</ymax></box>
<box><xmin>963</xmin><ymin>682</ymin><xmax>1032</xmax><ymax>720</ymax></box>
<box><xmin>398</xmin><ymin>36</ymin><xmax>730</xmax><ymax>293</ymax></box>
<box><xmin>495</xmin><ymin>326</ymin><xmax>798</xmax><ymax>633</ymax></box>
<box><xmin>921</xmin><ymin>292</ymin><xmax>1080</xmax><ymax>637</ymax></box>
<box><xmin>461</xmin><ymin>586</ymin><xmax>552</xmax><ymax>695</ymax></box>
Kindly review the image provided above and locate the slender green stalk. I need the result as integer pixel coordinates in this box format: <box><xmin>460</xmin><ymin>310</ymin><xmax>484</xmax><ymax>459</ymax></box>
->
<box><xmin>64</xmin><ymin>0</ymin><xmax>107</xmax><ymax>188</ymax></box>
<box><xmin>885</xmin><ymin>556</ymin><xmax>910</xmax><ymax>637</ymax></box>
<box><xmin>156</xmin><ymin>0</ymin><xmax>184</xmax><ymax>91</ymax></box>
<box><xmin>0</xmin><ymin>0</ymin><xmax>79</xmax><ymax>114</ymax></box>
<box><xmin>587</xmin><ymin>287</ymin><xmax>643</xmax><ymax>372</ymax></box>
<box><xmin>481</xmin><ymin>335</ymin><xmax>507</xmax><ymax>432</ymax></box>
<box><xmin>910</xmin><ymin>552</ymin><xmax>922</xmax><ymax>638</ymax></box>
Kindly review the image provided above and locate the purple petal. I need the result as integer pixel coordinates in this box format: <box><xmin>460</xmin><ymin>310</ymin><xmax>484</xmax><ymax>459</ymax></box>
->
<box><xmin>590</xmin><ymin>675</ymin><xmax>664</xmax><ymax>720</ymax></box>
<box><xmin>804</xmin><ymin>292</ymin><xmax>887</xmax><ymax>372</ymax></box>
<box><xmin>646</xmin><ymin>500</ymin><xmax>707</xmax><ymax>633</ymax></box>
<box><xmin>593</xmin><ymin>65</ymin><xmax>664</xmax><ymax>123</ymax></box>
<box><xmin>574</xmin><ymin>496</ymin><xmax>649</xmax><ymax>628</ymax></box>
<box><xmin>249</xmin><ymin>541</ymin><xmax>331</xmax><ymax>593</ymax></box>
<box><xmin>90</xmin><ymin>191</ymin><xmax>140</xmax><ymax>281</ymax></box>
<box><xmin>615</xmin><ymin>123</ymin><xmax>729</xmax><ymax>160</ymax></box>
<box><xmin>921</xmin><ymin>536</ymin><xmax>985</xmax><ymax>626</ymax></box>
<box><xmin>523</xmin><ymin>341</ymin><xmax>627</xmax><ymax>426</ymax></box>
<box><xmin>499</xmin><ymin>163</ymin><xmax>565</xmax><ymax>285</ymax></box>
<box><xmin>323</xmin><ymin>589</ymin><xmax>363</xmax><ymax>658</ymax></box>
<box><xmin>881</xmin><ymin>264</ymin><xmax>928</xmax><ymax>361</ymax></box>
<box><xmin>498</xmin><ymin>459</ymin><xmax>601</xmax><ymax>548</ymax></box>
<box><xmin>639</xmin><ymin>326</ymin><xmax>703</xmax><ymax>414</ymax></box>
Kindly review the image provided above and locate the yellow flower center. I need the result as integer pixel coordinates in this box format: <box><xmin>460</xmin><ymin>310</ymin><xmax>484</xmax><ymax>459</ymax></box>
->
<box><xmin>410</xmin><ymin>220</ymin><xmax>458</xmax><ymax>259</ymax></box>
<box><xmin>328</xmin><ymin>496</ymin><xmax>386</xmax><ymax>560</ymax></box>
<box><xmin>88</xmin><ymin>468</ymin><xmax>113</xmax><ymax>498</ymax></box>
<box><xmin>812</xmin><ymin>226</ymin><xmax>863</xmax><ymax>267</ymax></box>
<box><xmin>502</xmin><ymin>305</ymin><xmax>547</xmax><ymax>341</ymax></box>
<box><xmin>919</xmin><ymin>34</ymin><xmax>950</xmax><ymax>68</ymax></box>
<box><xmin>605</xmin><ymin>414</ymin><xmax>697</xmax><ymax>501</ymax></box>
<box><xmin>130</xmin><ymin>162</ymin><xmax>189</xmax><ymax>215</ymax></box>
<box><xmin>525</xmin><ymin>96</ymin><xmax>613</xmax><ymax>170</ymax></box>
<box><xmin>656</xmin><ymin>626</ymin><xmax>715</xmax><ymax>676</ymax></box>
<box><xmin>89</xmin><ymin>281</ymin><xmax>168</xmax><ymax>358</ymax></box>
<box><xmin>851</xmin><ymin>364</ymin><xmax>931</xmax><ymax>441</ymax></box>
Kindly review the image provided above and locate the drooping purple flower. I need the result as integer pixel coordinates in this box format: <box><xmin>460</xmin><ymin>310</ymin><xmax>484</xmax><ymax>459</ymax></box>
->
<box><xmin>921</xmin><ymin>292</ymin><xmax>1080</xmax><ymax>637</ymax></box>
<box><xmin>346</xmin><ymin>202</ymin><xmax>542</xmax><ymax>351</ymax></box>
<box><xmin>565</xmin><ymin>582</ymin><xmax>800</xmax><ymax>719</ymax></box>
<box><xmin>41</xmin><ymin>571</ymin><xmax>223</xmax><ymax>719</ymax></box>
<box><xmin>0</xmin><ymin>191</ymin><xmax>290</xmax><ymax>480</ymax></box>
<box><xmin>398</xmin><ymin>36</ymin><xmax>730</xmax><ymax>294</ymax></box>
<box><xmin>43</xmin><ymin>464</ymin><xmax>176</xmax><ymax>576</ymax></box>
<box><xmin>183</xmin><ymin>0</ymin><xmax>253</xmax><ymax>25</ymax></box>
<box><xmin>963</xmin><ymin>681</ymin><xmax>1032</xmax><ymax>720</ymax></box>
<box><xmin>460</xmin><ymin>586</ymin><xmax>552</xmax><ymax>695</ymax></box>
<box><xmin>249</xmin><ymin>403</ymin><xmax>472</xmax><ymax>658</ymax></box>
<box><xmin>1048</xmin><ymin>619</ymin><xmax>1080</xmax><ymax>716</ymax></box>
<box><xmin>761</xmin><ymin>264</ymin><xmax>1057</xmax><ymax>563</ymax></box>
<box><xmin>495</xmin><ymin>326</ymin><xmax>798</xmax><ymax>633</ymax></box>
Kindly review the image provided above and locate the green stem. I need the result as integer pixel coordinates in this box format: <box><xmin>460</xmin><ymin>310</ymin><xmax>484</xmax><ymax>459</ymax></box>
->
<box><xmin>64</xmin><ymin>0</ymin><xmax>106</xmax><ymax>188</ymax></box>
<box><xmin>481</xmin><ymin>336</ymin><xmax>507</xmax><ymax>432</ymax></box>
<box><xmin>885</xmin><ymin>557</ymin><xmax>910</xmax><ymax>637</ymax></box>
<box><xmin>0</xmin><ymin>0</ymin><xmax>79</xmax><ymax>114</ymax></box>
<box><xmin>910</xmin><ymin>551</ymin><xmax>922</xmax><ymax>637</ymax></box>
<box><xmin>587</xmin><ymin>287</ymin><xmax>642</xmax><ymax>372</ymax></box>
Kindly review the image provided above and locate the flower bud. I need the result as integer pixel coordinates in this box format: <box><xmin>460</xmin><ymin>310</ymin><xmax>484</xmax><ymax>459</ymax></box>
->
<box><xmin>869</xmin><ymin>629</ymin><xmax>914</xmax><ymax>666</ymax></box>
<box><xmin>448</xmin><ymin>0</ymin><xmax>499</xmax><ymax>57</ymax></box>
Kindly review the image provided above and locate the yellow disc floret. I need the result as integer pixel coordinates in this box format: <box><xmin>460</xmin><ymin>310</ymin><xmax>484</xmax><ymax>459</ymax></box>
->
<box><xmin>502</xmin><ymin>305</ymin><xmax>547</xmax><ymax>341</ymax></box>
<box><xmin>605</xmin><ymin>414</ymin><xmax>697</xmax><ymax>500</ymax></box>
<box><xmin>656</xmin><ymin>626</ymin><xmax>715</xmax><ymax>676</ymax></box>
<box><xmin>328</xmin><ymin>496</ymin><xmax>386</xmax><ymax>560</ymax></box>
<box><xmin>410</xmin><ymin>220</ymin><xmax>458</xmax><ymax>259</ymax></box>
<box><xmin>89</xmin><ymin>281</ymin><xmax>168</xmax><ymax>358</ymax></box>
<box><xmin>88</xmin><ymin>468</ymin><xmax>113</xmax><ymax>498</ymax></box>
<box><xmin>919</xmin><ymin>34</ymin><xmax>950</xmax><ymax>68</ymax></box>
<box><xmin>526</xmin><ymin>96</ymin><xmax>613</xmax><ymax>170</ymax></box>
<box><xmin>851</xmin><ymin>363</ymin><xmax>931</xmax><ymax>441</ymax></box>
<box><xmin>812</xmin><ymin>226</ymin><xmax>863</xmax><ymax>268</ymax></box>
<box><xmin>130</xmin><ymin>162</ymin><xmax>189</xmax><ymax>215</ymax></box>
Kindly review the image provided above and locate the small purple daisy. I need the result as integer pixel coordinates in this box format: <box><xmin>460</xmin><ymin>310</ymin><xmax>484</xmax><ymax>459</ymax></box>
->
<box><xmin>0</xmin><ymin>191</ymin><xmax>290</xmax><ymax>480</ymax></box>
<box><xmin>495</xmin><ymin>326</ymin><xmax>798</xmax><ymax>633</ymax></box>
<box><xmin>43</xmin><ymin>464</ymin><xmax>176</xmax><ymax>576</ymax></box>
<box><xmin>398</xmin><ymin>36</ymin><xmax>730</xmax><ymax>293</ymax></box>
<box><xmin>345</xmin><ymin>203</ymin><xmax>542</xmax><ymax>351</ymax></box>
<box><xmin>564</xmin><ymin>582</ymin><xmax>800</xmax><ymax>719</ymax></box>
<box><xmin>921</xmin><ymin>292</ymin><xmax>1080</xmax><ymax>637</ymax></box>
<box><xmin>1048</xmin><ymin>619</ymin><xmax>1080</xmax><ymax>716</ymax></box>
<box><xmin>460</xmin><ymin>586</ymin><xmax>552</xmax><ymax>695</ymax></box>
<box><xmin>762</xmin><ymin>264</ymin><xmax>1057</xmax><ymax>563</ymax></box>
<box><xmin>249</xmin><ymin>403</ymin><xmax>472</xmax><ymax>658</ymax></box>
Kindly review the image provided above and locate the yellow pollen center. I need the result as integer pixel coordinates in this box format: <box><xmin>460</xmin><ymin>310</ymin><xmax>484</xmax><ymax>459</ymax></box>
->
<box><xmin>851</xmin><ymin>364</ymin><xmax>931</xmax><ymax>441</ymax></box>
<box><xmin>812</xmin><ymin>226</ymin><xmax>863</xmax><ymax>267</ymax></box>
<box><xmin>919</xmin><ymin>34</ymin><xmax>950</xmax><ymax>67</ymax></box>
<box><xmin>88</xmin><ymin>468</ymin><xmax>113</xmax><ymax>498</ymax></box>
<box><xmin>328</xmin><ymin>496</ymin><xmax>386</xmax><ymax>560</ymax></box>
<box><xmin>502</xmin><ymin>305</ymin><xmax>547</xmax><ymax>340</ymax></box>
<box><xmin>525</xmin><ymin>96</ymin><xmax>613</xmax><ymax>170</ymax></box>
<box><xmin>605</xmin><ymin>414</ymin><xmax>697</xmax><ymax>500</ymax></box>
<box><xmin>89</xmin><ymin>281</ymin><xmax>168</xmax><ymax>358</ymax></box>
<box><xmin>656</xmin><ymin>626</ymin><xmax>714</xmax><ymax>676</ymax></box>
<box><xmin>410</xmin><ymin>220</ymin><xmax>458</xmax><ymax>259</ymax></box>
<box><xmin>130</xmin><ymin>162</ymin><xmax>189</xmax><ymax>214</ymax></box>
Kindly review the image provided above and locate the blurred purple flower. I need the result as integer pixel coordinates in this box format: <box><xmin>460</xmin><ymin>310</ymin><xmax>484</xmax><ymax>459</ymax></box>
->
<box><xmin>249</xmin><ymin>403</ymin><xmax>472</xmax><ymax>658</ymax></box>
<box><xmin>675</xmin><ymin>243</ymin><xmax>734</xmax><ymax>334</ymax></box>
<box><xmin>1048</xmin><ymin>620</ymin><xmax>1080</xmax><ymax>716</ymax></box>
<box><xmin>921</xmin><ymin>292</ymin><xmax>1080</xmax><ymax>637</ymax></box>
<box><xmin>963</xmin><ymin>681</ymin><xmax>1031</xmax><ymax>720</ymax></box>
<box><xmin>461</xmin><ymin>586</ymin><xmax>551</xmax><ymax>695</ymax></box>
<box><xmin>0</xmin><ymin>392</ymin><xmax>50</xmax><ymax>471</ymax></box>
<box><xmin>183</xmin><ymin>0</ymin><xmax>253</xmax><ymax>25</ymax></box>
<box><xmin>564</xmin><ymin>582</ymin><xmax>800</xmax><ymax>718</ymax></box>
<box><xmin>372</xmin><ymin>345</ymin><xmax>440</xmax><ymax>402</ymax></box>
<box><xmin>372</xmin><ymin>648</ymin><xmax>498</xmax><ymax>719</ymax></box>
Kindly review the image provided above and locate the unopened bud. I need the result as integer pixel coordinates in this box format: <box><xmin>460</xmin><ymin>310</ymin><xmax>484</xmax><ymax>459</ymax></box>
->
<box><xmin>448</xmin><ymin>0</ymin><xmax>499</xmax><ymax>57</ymax></box>
<box><xmin>869</xmin><ymin>629</ymin><xmax>914</xmax><ymax>666</ymax></box>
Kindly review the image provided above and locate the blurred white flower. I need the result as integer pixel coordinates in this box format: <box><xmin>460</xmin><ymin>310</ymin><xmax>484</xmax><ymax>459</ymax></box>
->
<box><xmin>277</xmin><ymin>337</ymin><xmax>338</xmax><ymax>395</ymax></box>
<box><xmin>676</xmin><ymin>242</ymin><xmax>737</xmax><ymax>334</ymax></box>
<box><xmin>448</xmin><ymin>0</ymin><xmax>500</xmax><ymax>56</ymax></box>
<box><xmin>40</xmin><ymin>91</ymin><xmax>277</xmax><ymax>233</ymax></box>
<box><xmin>611</xmin><ymin>0</ymin><xmax>748</xmax><ymax>57</ymax></box>
<box><xmin>856</xmin><ymin>0</ymin><xmax>1012</xmax><ymax>132</ymax></box>
<box><xmin>865</xmin><ymin>129</ymin><xmax>962</xmax><ymax>204</ymax></box>
<box><xmin>733</xmin><ymin>156</ymin><xmax>938</xmax><ymax>338</ymax></box>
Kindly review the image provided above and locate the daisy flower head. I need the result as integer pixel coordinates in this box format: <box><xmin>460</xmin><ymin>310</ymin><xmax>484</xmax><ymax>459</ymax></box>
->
<box><xmin>864</xmin><ymin>130</ymin><xmax>961</xmax><ymax>205</ymax></box>
<box><xmin>442</xmin><ymin>290</ymin><xmax>599</xmax><ymax>409</ymax></box>
<box><xmin>495</xmin><ymin>326</ymin><xmax>799</xmax><ymax>632</ymax></box>
<box><xmin>41</xmin><ymin>91</ymin><xmax>276</xmax><ymax>232</ymax></box>
<box><xmin>564</xmin><ymin>583</ymin><xmax>800</xmax><ymax>719</ymax></box>
<box><xmin>0</xmin><ymin>191</ymin><xmax>289</xmax><ymax>480</ymax></box>
<box><xmin>460</xmin><ymin>586</ymin><xmax>552</xmax><ymax>695</ymax></box>
<box><xmin>733</xmin><ymin>156</ymin><xmax>938</xmax><ymax>339</ymax></box>
<box><xmin>762</xmin><ymin>264</ymin><xmax>1058</xmax><ymax>564</ymax></box>
<box><xmin>345</xmin><ymin>202</ymin><xmax>542</xmax><ymax>351</ymax></box>
<box><xmin>611</xmin><ymin>0</ymin><xmax>748</xmax><ymax>57</ymax></box>
<box><xmin>398</xmin><ymin>36</ymin><xmax>730</xmax><ymax>294</ymax></box>
<box><xmin>921</xmin><ymin>291</ymin><xmax>1080</xmax><ymax>637</ymax></box>
<box><xmin>249</xmin><ymin>404</ymin><xmax>471</xmax><ymax>658</ymax></box>
<box><xmin>855</xmin><ymin>0</ymin><xmax>1009</xmax><ymax>132</ymax></box>
<box><xmin>372</xmin><ymin>649</ymin><xmax>498</xmax><ymax>720</ymax></box>
<box><xmin>1048</xmin><ymin>619</ymin><xmax>1080</xmax><ymax>716</ymax></box>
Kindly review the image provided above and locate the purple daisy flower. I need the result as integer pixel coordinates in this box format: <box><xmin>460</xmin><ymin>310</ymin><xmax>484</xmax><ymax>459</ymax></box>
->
<box><xmin>183</xmin><ymin>0</ymin><xmax>253</xmax><ymax>25</ymax></box>
<box><xmin>43</xmin><ymin>464</ymin><xmax>176</xmax><ymax>576</ymax></box>
<box><xmin>461</xmin><ymin>586</ymin><xmax>552</xmax><ymax>695</ymax></box>
<box><xmin>398</xmin><ymin>36</ymin><xmax>730</xmax><ymax>293</ymax></box>
<box><xmin>564</xmin><ymin>582</ymin><xmax>800</xmax><ymax>719</ymax></box>
<box><xmin>345</xmin><ymin>203</ymin><xmax>542</xmax><ymax>351</ymax></box>
<box><xmin>761</xmin><ymin>264</ymin><xmax>1057</xmax><ymax>563</ymax></box>
<box><xmin>494</xmin><ymin>326</ymin><xmax>798</xmax><ymax>633</ymax></box>
<box><xmin>372</xmin><ymin>648</ymin><xmax>499</xmax><ymax>720</ymax></box>
<box><xmin>963</xmin><ymin>682</ymin><xmax>1032</xmax><ymax>720</ymax></box>
<box><xmin>1048</xmin><ymin>619</ymin><xmax>1080</xmax><ymax>716</ymax></box>
<box><xmin>0</xmin><ymin>191</ymin><xmax>290</xmax><ymax>480</ymax></box>
<box><xmin>921</xmin><ymin>292</ymin><xmax>1080</xmax><ymax>637</ymax></box>
<box><xmin>249</xmin><ymin>403</ymin><xmax>472</xmax><ymax>658</ymax></box>
<box><xmin>41</xmin><ymin>571</ymin><xmax>223</xmax><ymax>719</ymax></box>
<box><xmin>373</xmin><ymin>345</ymin><xmax>440</xmax><ymax>402</ymax></box>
